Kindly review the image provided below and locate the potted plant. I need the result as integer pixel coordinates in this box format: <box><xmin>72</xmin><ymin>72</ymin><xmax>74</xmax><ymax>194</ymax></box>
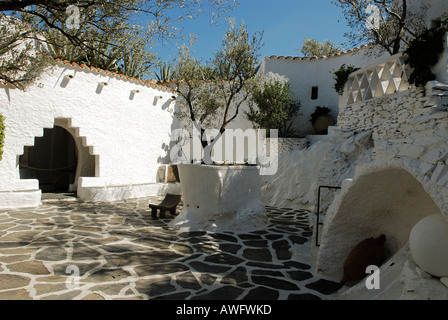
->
<box><xmin>245</xmin><ymin>74</ymin><xmax>301</xmax><ymax>138</ymax></box>
<box><xmin>167</xmin><ymin>20</ymin><xmax>269</xmax><ymax>232</ymax></box>
<box><xmin>310</xmin><ymin>106</ymin><xmax>334</xmax><ymax>135</ymax></box>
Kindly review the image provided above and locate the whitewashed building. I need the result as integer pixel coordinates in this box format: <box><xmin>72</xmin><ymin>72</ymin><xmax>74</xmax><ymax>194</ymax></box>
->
<box><xmin>261</xmin><ymin>0</ymin><xmax>448</xmax><ymax>137</ymax></box>
<box><xmin>0</xmin><ymin>60</ymin><xmax>180</xmax><ymax>209</ymax></box>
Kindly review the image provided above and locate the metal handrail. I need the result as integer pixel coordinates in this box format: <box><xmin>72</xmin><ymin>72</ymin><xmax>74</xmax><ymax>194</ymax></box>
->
<box><xmin>315</xmin><ymin>185</ymin><xmax>341</xmax><ymax>247</ymax></box>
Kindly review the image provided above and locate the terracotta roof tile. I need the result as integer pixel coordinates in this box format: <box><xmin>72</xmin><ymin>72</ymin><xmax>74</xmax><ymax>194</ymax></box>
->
<box><xmin>55</xmin><ymin>59</ymin><xmax>175</xmax><ymax>93</ymax></box>
<box><xmin>267</xmin><ymin>44</ymin><xmax>373</xmax><ymax>61</ymax></box>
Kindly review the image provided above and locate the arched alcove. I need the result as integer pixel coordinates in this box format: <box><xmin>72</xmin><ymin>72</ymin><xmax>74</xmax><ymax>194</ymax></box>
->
<box><xmin>316</xmin><ymin>166</ymin><xmax>443</xmax><ymax>280</ymax></box>
<box><xmin>19</xmin><ymin>126</ymin><xmax>78</xmax><ymax>193</ymax></box>
<box><xmin>19</xmin><ymin>119</ymin><xmax>97</xmax><ymax>195</ymax></box>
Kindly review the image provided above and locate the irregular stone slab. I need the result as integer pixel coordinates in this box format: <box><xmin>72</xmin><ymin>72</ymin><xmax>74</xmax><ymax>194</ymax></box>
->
<box><xmin>191</xmin><ymin>286</ymin><xmax>244</xmax><ymax>300</ymax></box>
<box><xmin>170</xmin><ymin>243</ymin><xmax>194</xmax><ymax>254</ymax></box>
<box><xmin>89</xmin><ymin>283</ymin><xmax>131</xmax><ymax>296</ymax></box>
<box><xmin>0</xmin><ymin>254</ymin><xmax>31</xmax><ymax>264</ymax></box>
<box><xmin>8</xmin><ymin>261</ymin><xmax>50</xmax><ymax>275</ymax></box>
<box><xmin>199</xmin><ymin>273</ymin><xmax>217</xmax><ymax>286</ymax></box>
<box><xmin>0</xmin><ymin>289</ymin><xmax>32</xmax><ymax>300</ymax></box>
<box><xmin>136</xmin><ymin>277</ymin><xmax>177</xmax><ymax>298</ymax></box>
<box><xmin>252</xmin><ymin>269</ymin><xmax>284</xmax><ymax>277</ymax></box>
<box><xmin>0</xmin><ymin>231</ymin><xmax>40</xmax><ymax>243</ymax></box>
<box><xmin>82</xmin><ymin>293</ymin><xmax>105</xmax><ymax>300</ymax></box>
<box><xmin>134</xmin><ymin>263</ymin><xmax>189</xmax><ymax>277</ymax></box>
<box><xmin>272</xmin><ymin>239</ymin><xmax>292</xmax><ymax>260</ymax></box>
<box><xmin>219</xmin><ymin>243</ymin><xmax>243</xmax><ymax>254</ymax></box>
<box><xmin>251</xmin><ymin>276</ymin><xmax>299</xmax><ymax>291</ymax></box>
<box><xmin>283</xmin><ymin>261</ymin><xmax>312</xmax><ymax>270</ymax></box>
<box><xmin>238</xmin><ymin>234</ymin><xmax>263</xmax><ymax>240</ymax></box>
<box><xmin>41</xmin><ymin>290</ymin><xmax>82</xmax><ymax>300</ymax></box>
<box><xmin>34</xmin><ymin>283</ymin><xmax>68</xmax><ymax>296</ymax></box>
<box><xmin>287</xmin><ymin>270</ymin><xmax>313</xmax><ymax>281</ymax></box>
<box><xmin>246</xmin><ymin>261</ymin><xmax>285</xmax><ymax>270</ymax></box>
<box><xmin>35</xmin><ymin>247</ymin><xmax>67</xmax><ymax>261</ymax></box>
<box><xmin>204</xmin><ymin>253</ymin><xmax>244</xmax><ymax>266</ymax></box>
<box><xmin>102</xmin><ymin>243</ymin><xmax>148</xmax><ymax>253</ymax></box>
<box><xmin>83</xmin><ymin>268</ymin><xmax>131</xmax><ymax>283</ymax></box>
<box><xmin>176</xmin><ymin>271</ymin><xmax>202</xmax><ymax>290</ymax></box>
<box><xmin>0</xmin><ymin>223</ymin><xmax>18</xmax><ymax>231</ymax></box>
<box><xmin>189</xmin><ymin>261</ymin><xmax>232</xmax><ymax>274</ymax></box>
<box><xmin>210</xmin><ymin>233</ymin><xmax>239</xmax><ymax>243</ymax></box>
<box><xmin>0</xmin><ymin>274</ymin><xmax>30</xmax><ymax>290</ymax></box>
<box><xmin>153</xmin><ymin>291</ymin><xmax>192</xmax><ymax>300</ymax></box>
<box><xmin>242</xmin><ymin>286</ymin><xmax>279</xmax><ymax>300</ymax></box>
<box><xmin>71</xmin><ymin>245</ymin><xmax>102</xmax><ymax>261</ymax></box>
<box><xmin>289</xmin><ymin>235</ymin><xmax>309</xmax><ymax>245</ymax></box>
<box><xmin>178</xmin><ymin>231</ymin><xmax>207</xmax><ymax>238</ymax></box>
<box><xmin>305</xmin><ymin>279</ymin><xmax>344</xmax><ymax>295</ymax></box>
<box><xmin>265</xmin><ymin>234</ymin><xmax>283</xmax><ymax>240</ymax></box>
<box><xmin>242</xmin><ymin>248</ymin><xmax>272</xmax><ymax>262</ymax></box>
<box><xmin>221</xmin><ymin>266</ymin><xmax>248</xmax><ymax>285</ymax></box>
<box><xmin>106</xmin><ymin>251</ymin><xmax>183</xmax><ymax>267</ymax></box>
<box><xmin>243</xmin><ymin>240</ymin><xmax>268</xmax><ymax>247</ymax></box>
<box><xmin>51</xmin><ymin>262</ymin><xmax>101</xmax><ymax>277</ymax></box>
<box><xmin>287</xmin><ymin>293</ymin><xmax>321</xmax><ymax>300</ymax></box>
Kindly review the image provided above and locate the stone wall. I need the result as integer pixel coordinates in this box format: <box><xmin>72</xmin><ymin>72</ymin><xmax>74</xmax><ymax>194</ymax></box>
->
<box><xmin>315</xmin><ymin>81</ymin><xmax>448</xmax><ymax>281</ymax></box>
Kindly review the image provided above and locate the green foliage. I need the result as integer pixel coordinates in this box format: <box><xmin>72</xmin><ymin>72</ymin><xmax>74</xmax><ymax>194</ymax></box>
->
<box><xmin>0</xmin><ymin>114</ymin><xmax>5</xmax><ymax>161</ymax></box>
<box><xmin>0</xmin><ymin>14</ymin><xmax>53</xmax><ymax>87</ymax></box>
<box><xmin>2</xmin><ymin>0</ymin><xmax>237</xmax><ymax>81</ymax></box>
<box><xmin>38</xmin><ymin>14</ymin><xmax>157</xmax><ymax>79</ymax></box>
<box><xmin>332</xmin><ymin>64</ymin><xmax>360</xmax><ymax>95</ymax></box>
<box><xmin>404</xmin><ymin>15</ymin><xmax>448</xmax><ymax>87</ymax></box>
<box><xmin>299</xmin><ymin>38</ymin><xmax>343</xmax><ymax>57</ymax></box>
<box><xmin>155</xmin><ymin>62</ymin><xmax>175</xmax><ymax>81</ymax></box>
<box><xmin>173</xmin><ymin>20</ymin><xmax>263</xmax><ymax>138</ymax></box>
<box><xmin>246</xmin><ymin>79</ymin><xmax>301</xmax><ymax>137</ymax></box>
<box><xmin>332</xmin><ymin>0</ymin><xmax>428</xmax><ymax>55</ymax></box>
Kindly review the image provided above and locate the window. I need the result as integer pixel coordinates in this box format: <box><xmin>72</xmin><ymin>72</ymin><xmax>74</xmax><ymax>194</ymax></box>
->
<box><xmin>311</xmin><ymin>86</ymin><xmax>319</xmax><ymax>100</ymax></box>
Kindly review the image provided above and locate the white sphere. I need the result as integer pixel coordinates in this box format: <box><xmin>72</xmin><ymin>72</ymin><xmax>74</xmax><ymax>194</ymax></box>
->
<box><xmin>409</xmin><ymin>214</ymin><xmax>448</xmax><ymax>277</ymax></box>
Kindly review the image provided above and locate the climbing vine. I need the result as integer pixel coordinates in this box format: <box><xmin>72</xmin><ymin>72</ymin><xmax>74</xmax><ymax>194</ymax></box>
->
<box><xmin>0</xmin><ymin>114</ymin><xmax>5</xmax><ymax>161</ymax></box>
<box><xmin>404</xmin><ymin>15</ymin><xmax>448</xmax><ymax>87</ymax></box>
<box><xmin>332</xmin><ymin>64</ymin><xmax>360</xmax><ymax>95</ymax></box>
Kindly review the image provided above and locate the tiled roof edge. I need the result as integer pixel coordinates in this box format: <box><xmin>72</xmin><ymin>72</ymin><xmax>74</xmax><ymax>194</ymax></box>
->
<box><xmin>55</xmin><ymin>59</ymin><xmax>176</xmax><ymax>93</ymax></box>
<box><xmin>266</xmin><ymin>44</ymin><xmax>374</xmax><ymax>61</ymax></box>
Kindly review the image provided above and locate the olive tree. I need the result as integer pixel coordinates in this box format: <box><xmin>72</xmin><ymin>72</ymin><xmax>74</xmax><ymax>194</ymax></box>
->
<box><xmin>245</xmin><ymin>75</ymin><xmax>301</xmax><ymax>138</ymax></box>
<box><xmin>173</xmin><ymin>20</ymin><xmax>263</xmax><ymax>163</ymax></box>
<box><xmin>299</xmin><ymin>38</ymin><xmax>343</xmax><ymax>57</ymax></box>
<box><xmin>333</xmin><ymin>0</ymin><xmax>427</xmax><ymax>55</ymax></box>
<box><xmin>0</xmin><ymin>0</ymin><xmax>238</xmax><ymax>82</ymax></box>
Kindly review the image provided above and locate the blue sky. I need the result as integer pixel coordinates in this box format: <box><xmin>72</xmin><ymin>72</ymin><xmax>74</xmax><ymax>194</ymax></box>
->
<box><xmin>154</xmin><ymin>0</ymin><xmax>351</xmax><ymax>63</ymax></box>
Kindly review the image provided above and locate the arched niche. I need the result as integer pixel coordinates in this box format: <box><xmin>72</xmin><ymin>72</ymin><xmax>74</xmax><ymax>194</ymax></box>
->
<box><xmin>19</xmin><ymin>118</ymin><xmax>96</xmax><ymax>194</ymax></box>
<box><xmin>316</xmin><ymin>166</ymin><xmax>443</xmax><ymax>280</ymax></box>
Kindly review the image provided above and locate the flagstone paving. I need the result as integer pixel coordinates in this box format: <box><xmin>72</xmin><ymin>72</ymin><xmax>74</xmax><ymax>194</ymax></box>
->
<box><xmin>0</xmin><ymin>197</ymin><xmax>344</xmax><ymax>300</ymax></box>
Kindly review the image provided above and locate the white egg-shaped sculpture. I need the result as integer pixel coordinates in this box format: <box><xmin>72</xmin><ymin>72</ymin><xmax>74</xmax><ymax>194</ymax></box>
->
<box><xmin>409</xmin><ymin>214</ymin><xmax>448</xmax><ymax>277</ymax></box>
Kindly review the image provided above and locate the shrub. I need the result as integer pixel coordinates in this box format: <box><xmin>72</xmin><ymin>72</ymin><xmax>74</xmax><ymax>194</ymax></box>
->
<box><xmin>404</xmin><ymin>15</ymin><xmax>448</xmax><ymax>87</ymax></box>
<box><xmin>246</xmin><ymin>79</ymin><xmax>301</xmax><ymax>137</ymax></box>
<box><xmin>333</xmin><ymin>64</ymin><xmax>360</xmax><ymax>95</ymax></box>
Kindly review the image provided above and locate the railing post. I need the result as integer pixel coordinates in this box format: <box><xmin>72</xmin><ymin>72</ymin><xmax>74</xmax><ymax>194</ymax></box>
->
<box><xmin>315</xmin><ymin>185</ymin><xmax>341</xmax><ymax>247</ymax></box>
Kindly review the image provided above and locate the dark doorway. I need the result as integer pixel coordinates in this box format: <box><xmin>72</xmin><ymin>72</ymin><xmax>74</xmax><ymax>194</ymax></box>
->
<box><xmin>19</xmin><ymin>126</ymin><xmax>78</xmax><ymax>193</ymax></box>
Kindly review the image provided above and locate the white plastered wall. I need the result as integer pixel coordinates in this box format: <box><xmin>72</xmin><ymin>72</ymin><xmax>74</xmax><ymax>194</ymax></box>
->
<box><xmin>260</xmin><ymin>48</ymin><xmax>389</xmax><ymax>137</ymax></box>
<box><xmin>0</xmin><ymin>62</ymin><xmax>179</xmax><ymax>208</ymax></box>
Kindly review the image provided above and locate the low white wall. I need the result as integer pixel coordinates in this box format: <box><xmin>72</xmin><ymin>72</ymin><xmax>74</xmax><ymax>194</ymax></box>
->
<box><xmin>0</xmin><ymin>61</ymin><xmax>179</xmax><ymax>208</ymax></box>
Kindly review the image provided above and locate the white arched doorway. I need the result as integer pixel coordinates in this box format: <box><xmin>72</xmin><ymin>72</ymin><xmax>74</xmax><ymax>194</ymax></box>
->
<box><xmin>19</xmin><ymin>118</ymin><xmax>97</xmax><ymax>196</ymax></box>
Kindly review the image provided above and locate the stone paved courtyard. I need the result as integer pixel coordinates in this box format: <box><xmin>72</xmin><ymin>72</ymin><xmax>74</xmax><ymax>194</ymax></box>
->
<box><xmin>0</xmin><ymin>197</ymin><xmax>344</xmax><ymax>300</ymax></box>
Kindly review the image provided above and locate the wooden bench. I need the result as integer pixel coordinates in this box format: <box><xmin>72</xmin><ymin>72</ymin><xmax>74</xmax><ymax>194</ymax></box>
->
<box><xmin>149</xmin><ymin>194</ymin><xmax>181</xmax><ymax>219</ymax></box>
